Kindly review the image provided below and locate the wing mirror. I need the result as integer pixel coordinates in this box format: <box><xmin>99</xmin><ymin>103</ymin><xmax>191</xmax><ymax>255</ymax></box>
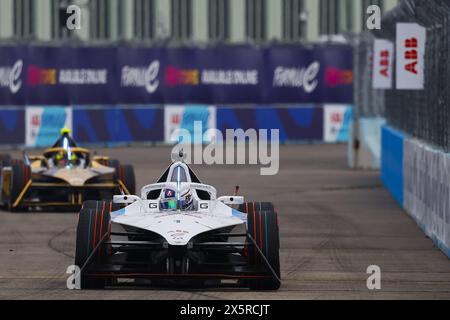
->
<box><xmin>113</xmin><ymin>195</ymin><xmax>140</xmax><ymax>204</ymax></box>
<box><xmin>217</xmin><ymin>196</ymin><xmax>244</xmax><ymax>205</ymax></box>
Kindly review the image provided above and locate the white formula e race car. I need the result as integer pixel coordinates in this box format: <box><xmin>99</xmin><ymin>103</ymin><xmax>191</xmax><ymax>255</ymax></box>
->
<box><xmin>74</xmin><ymin>151</ymin><xmax>281</xmax><ymax>290</ymax></box>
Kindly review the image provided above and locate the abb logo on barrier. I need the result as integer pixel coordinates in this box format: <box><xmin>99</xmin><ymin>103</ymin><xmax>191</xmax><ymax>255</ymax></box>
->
<box><xmin>404</xmin><ymin>38</ymin><xmax>418</xmax><ymax>75</ymax></box>
<box><xmin>396</xmin><ymin>23</ymin><xmax>425</xmax><ymax>90</ymax></box>
<box><xmin>379</xmin><ymin>50</ymin><xmax>390</xmax><ymax>77</ymax></box>
<box><xmin>372</xmin><ymin>39</ymin><xmax>393</xmax><ymax>89</ymax></box>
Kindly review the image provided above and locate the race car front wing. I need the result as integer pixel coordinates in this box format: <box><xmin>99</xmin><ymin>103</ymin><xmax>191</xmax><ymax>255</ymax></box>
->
<box><xmin>78</xmin><ymin>231</ymin><xmax>281</xmax><ymax>287</ymax></box>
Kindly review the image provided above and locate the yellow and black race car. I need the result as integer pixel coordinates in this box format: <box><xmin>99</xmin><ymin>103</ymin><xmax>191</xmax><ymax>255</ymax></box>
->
<box><xmin>0</xmin><ymin>129</ymin><xmax>135</xmax><ymax>212</ymax></box>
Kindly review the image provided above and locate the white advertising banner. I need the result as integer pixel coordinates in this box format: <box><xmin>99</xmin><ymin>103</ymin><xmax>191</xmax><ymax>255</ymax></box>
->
<box><xmin>396</xmin><ymin>23</ymin><xmax>426</xmax><ymax>90</ymax></box>
<box><xmin>164</xmin><ymin>105</ymin><xmax>216</xmax><ymax>144</ymax></box>
<box><xmin>372</xmin><ymin>39</ymin><xmax>394</xmax><ymax>89</ymax></box>
<box><xmin>26</xmin><ymin>107</ymin><xmax>72</xmax><ymax>147</ymax></box>
<box><xmin>323</xmin><ymin>105</ymin><xmax>352</xmax><ymax>143</ymax></box>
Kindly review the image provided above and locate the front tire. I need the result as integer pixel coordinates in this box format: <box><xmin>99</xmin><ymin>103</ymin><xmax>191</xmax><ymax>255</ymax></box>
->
<box><xmin>243</xmin><ymin>202</ymin><xmax>281</xmax><ymax>290</ymax></box>
<box><xmin>8</xmin><ymin>163</ymin><xmax>31</xmax><ymax>212</ymax></box>
<box><xmin>75</xmin><ymin>200</ymin><xmax>119</xmax><ymax>289</ymax></box>
<box><xmin>117</xmin><ymin>164</ymin><xmax>136</xmax><ymax>195</ymax></box>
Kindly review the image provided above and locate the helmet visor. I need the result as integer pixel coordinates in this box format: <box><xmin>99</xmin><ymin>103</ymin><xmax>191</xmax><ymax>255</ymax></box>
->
<box><xmin>161</xmin><ymin>199</ymin><xmax>177</xmax><ymax>210</ymax></box>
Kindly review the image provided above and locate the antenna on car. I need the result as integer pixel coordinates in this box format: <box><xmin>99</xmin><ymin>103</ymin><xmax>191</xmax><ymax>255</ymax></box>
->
<box><xmin>22</xmin><ymin>150</ymin><xmax>30</xmax><ymax>166</ymax></box>
<box><xmin>171</xmin><ymin>148</ymin><xmax>187</xmax><ymax>163</ymax></box>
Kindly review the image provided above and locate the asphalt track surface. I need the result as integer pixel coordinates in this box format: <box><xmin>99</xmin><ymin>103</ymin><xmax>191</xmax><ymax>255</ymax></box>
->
<box><xmin>1</xmin><ymin>145</ymin><xmax>449</xmax><ymax>300</ymax></box>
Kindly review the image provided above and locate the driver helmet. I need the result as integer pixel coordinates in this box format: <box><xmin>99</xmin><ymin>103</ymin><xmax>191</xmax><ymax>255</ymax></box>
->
<box><xmin>160</xmin><ymin>188</ymin><xmax>177</xmax><ymax>211</ymax></box>
<box><xmin>160</xmin><ymin>187</ymin><xmax>194</xmax><ymax>211</ymax></box>
<box><xmin>54</xmin><ymin>150</ymin><xmax>78</xmax><ymax>167</ymax></box>
<box><xmin>179</xmin><ymin>187</ymin><xmax>194</xmax><ymax>211</ymax></box>
<box><xmin>60</xmin><ymin>127</ymin><xmax>71</xmax><ymax>136</ymax></box>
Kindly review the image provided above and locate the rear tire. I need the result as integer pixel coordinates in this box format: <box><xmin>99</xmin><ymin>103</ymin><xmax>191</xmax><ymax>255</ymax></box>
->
<box><xmin>117</xmin><ymin>164</ymin><xmax>136</xmax><ymax>195</ymax></box>
<box><xmin>8</xmin><ymin>163</ymin><xmax>31</xmax><ymax>212</ymax></box>
<box><xmin>75</xmin><ymin>200</ymin><xmax>119</xmax><ymax>289</ymax></box>
<box><xmin>106</xmin><ymin>159</ymin><xmax>136</xmax><ymax>195</ymax></box>
<box><xmin>238</xmin><ymin>202</ymin><xmax>274</xmax><ymax>213</ymax></box>
<box><xmin>244</xmin><ymin>202</ymin><xmax>280</xmax><ymax>290</ymax></box>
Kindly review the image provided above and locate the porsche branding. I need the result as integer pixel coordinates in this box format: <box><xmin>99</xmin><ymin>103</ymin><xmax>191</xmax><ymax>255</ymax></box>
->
<box><xmin>27</xmin><ymin>65</ymin><xmax>108</xmax><ymax>87</ymax></box>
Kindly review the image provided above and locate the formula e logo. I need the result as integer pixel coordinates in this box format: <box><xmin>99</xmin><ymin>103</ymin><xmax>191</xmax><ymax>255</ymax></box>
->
<box><xmin>272</xmin><ymin>61</ymin><xmax>320</xmax><ymax>93</ymax></box>
<box><xmin>0</xmin><ymin>60</ymin><xmax>23</xmax><ymax>94</ymax></box>
<box><xmin>121</xmin><ymin>60</ymin><xmax>160</xmax><ymax>94</ymax></box>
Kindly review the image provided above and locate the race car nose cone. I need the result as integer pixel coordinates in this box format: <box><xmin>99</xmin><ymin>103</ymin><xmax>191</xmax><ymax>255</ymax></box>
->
<box><xmin>69</xmin><ymin>177</ymin><xmax>85</xmax><ymax>186</ymax></box>
<box><xmin>167</xmin><ymin>230</ymin><xmax>190</xmax><ymax>244</ymax></box>
<box><xmin>52</xmin><ymin>168</ymin><xmax>96</xmax><ymax>186</ymax></box>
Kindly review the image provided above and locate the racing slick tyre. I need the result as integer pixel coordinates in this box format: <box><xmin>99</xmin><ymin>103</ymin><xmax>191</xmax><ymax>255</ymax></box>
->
<box><xmin>238</xmin><ymin>202</ymin><xmax>274</xmax><ymax>214</ymax></box>
<box><xmin>75</xmin><ymin>200</ymin><xmax>120</xmax><ymax>289</ymax></box>
<box><xmin>0</xmin><ymin>154</ymin><xmax>11</xmax><ymax>198</ymax></box>
<box><xmin>106</xmin><ymin>159</ymin><xmax>136</xmax><ymax>195</ymax></box>
<box><xmin>117</xmin><ymin>164</ymin><xmax>136</xmax><ymax>195</ymax></box>
<box><xmin>244</xmin><ymin>202</ymin><xmax>280</xmax><ymax>290</ymax></box>
<box><xmin>8</xmin><ymin>163</ymin><xmax>31</xmax><ymax>212</ymax></box>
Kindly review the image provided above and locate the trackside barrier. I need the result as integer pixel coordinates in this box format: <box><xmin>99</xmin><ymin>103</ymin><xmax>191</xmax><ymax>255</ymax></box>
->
<box><xmin>0</xmin><ymin>105</ymin><xmax>353</xmax><ymax>147</ymax></box>
<box><xmin>381</xmin><ymin>125</ymin><xmax>404</xmax><ymax>206</ymax></box>
<box><xmin>216</xmin><ymin>106</ymin><xmax>324</xmax><ymax>143</ymax></box>
<box><xmin>382</xmin><ymin>124</ymin><xmax>450</xmax><ymax>258</ymax></box>
<box><xmin>404</xmin><ymin>139</ymin><xmax>450</xmax><ymax>257</ymax></box>
<box><xmin>0</xmin><ymin>108</ymin><xmax>24</xmax><ymax>145</ymax></box>
<box><xmin>73</xmin><ymin>107</ymin><xmax>164</xmax><ymax>145</ymax></box>
<box><xmin>0</xmin><ymin>45</ymin><xmax>353</xmax><ymax>106</ymax></box>
<box><xmin>348</xmin><ymin>117</ymin><xmax>385</xmax><ymax>169</ymax></box>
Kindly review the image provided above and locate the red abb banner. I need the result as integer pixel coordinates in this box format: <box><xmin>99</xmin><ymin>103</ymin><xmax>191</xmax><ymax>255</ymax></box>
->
<box><xmin>373</xmin><ymin>39</ymin><xmax>394</xmax><ymax>89</ymax></box>
<box><xmin>396</xmin><ymin>23</ymin><xmax>426</xmax><ymax>90</ymax></box>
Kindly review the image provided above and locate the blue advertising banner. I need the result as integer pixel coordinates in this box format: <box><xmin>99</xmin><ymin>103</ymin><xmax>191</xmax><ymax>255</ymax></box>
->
<box><xmin>73</xmin><ymin>106</ymin><xmax>164</xmax><ymax>144</ymax></box>
<box><xmin>381</xmin><ymin>125</ymin><xmax>405</xmax><ymax>206</ymax></box>
<box><xmin>0</xmin><ymin>45</ymin><xmax>353</xmax><ymax>106</ymax></box>
<box><xmin>26</xmin><ymin>47</ymin><xmax>117</xmax><ymax>105</ymax></box>
<box><xmin>117</xmin><ymin>47</ymin><xmax>165</xmax><ymax>104</ymax></box>
<box><xmin>0</xmin><ymin>46</ymin><xmax>27</xmax><ymax>105</ymax></box>
<box><xmin>193</xmin><ymin>46</ymin><xmax>264</xmax><ymax>104</ymax></box>
<box><xmin>0</xmin><ymin>108</ymin><xmax>25</xmax><ymax>145</ymax></box>
<box><xmin>265</xmin><ymin>45</ymin><xmax>353</xmax><ymax>103</ymax></box>
<box><xmin>216</xmin><ymin>106</ymin><xmax>324</xmax><ymax>142</ymax></box>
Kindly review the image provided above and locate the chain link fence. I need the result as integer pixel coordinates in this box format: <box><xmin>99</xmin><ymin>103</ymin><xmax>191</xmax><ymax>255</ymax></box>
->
<box><xmin>352</xmin><ymin>32</ymin><xmax>385</xmax><ymax>119</ymax></box>
<box><xmin>372</xmin><ymin>0</ymin><xmax>450</xmax><ymax>152</ymax></box>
